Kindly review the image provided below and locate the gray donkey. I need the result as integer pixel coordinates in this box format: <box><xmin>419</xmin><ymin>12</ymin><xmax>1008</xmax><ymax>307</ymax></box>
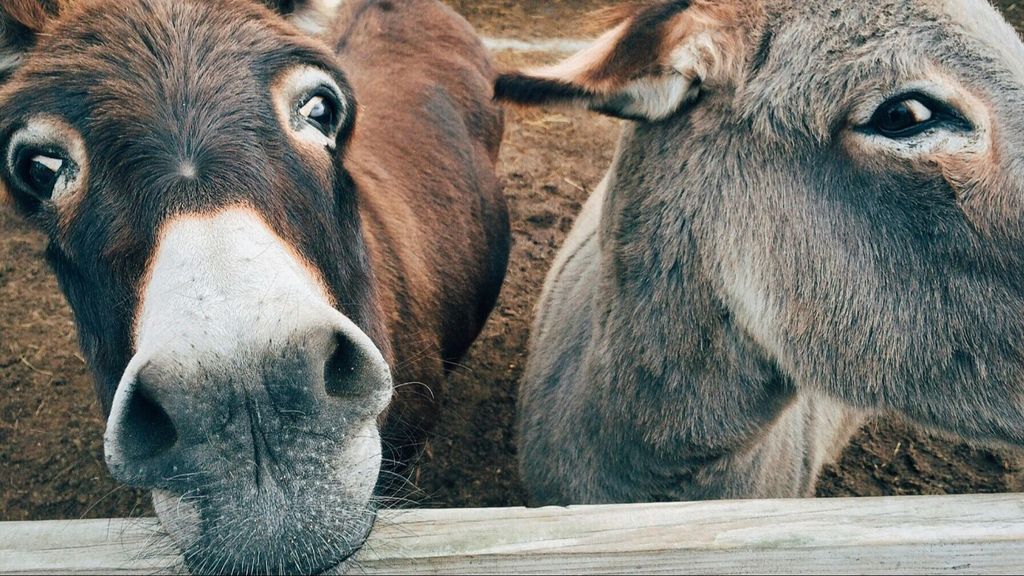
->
<box><xmin>495</xmin><ymin>0</ymin><xmax>1024</xmax><ymax>504</ymax></box>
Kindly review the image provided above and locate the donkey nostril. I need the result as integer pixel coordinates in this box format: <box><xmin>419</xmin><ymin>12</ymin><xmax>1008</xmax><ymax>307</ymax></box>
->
<box><xmin>324</xmin><ymin>334</ymin><xmax>363</xmax><ymax>397</ymax></box>
<box><xmin>121</xmin><ymin>381</ymin><xmax>178</xmax><ymax>461</ymax></box>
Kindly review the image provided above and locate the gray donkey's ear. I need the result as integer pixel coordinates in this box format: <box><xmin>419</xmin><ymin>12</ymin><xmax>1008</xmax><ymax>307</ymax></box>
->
<box><xmin>260</xmin><ymin>0</ymin><xmax>344</xmax><ymax>36</ymax></box>
<box><xmin>495</xmin><ymin>1</ymin><xmax>746</xmax><ymax>122</ymax></box>
<box><xmin>0</xmin><ymin>1</ymin><xmax>59</xmax><ymax>82</ymax></box>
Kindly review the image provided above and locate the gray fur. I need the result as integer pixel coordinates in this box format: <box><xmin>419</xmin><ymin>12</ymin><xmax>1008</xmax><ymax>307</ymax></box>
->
<box><xmin>516</xmin><ymin>0</ymin><xmax>1024</xmax><ymax>504</ymax></box>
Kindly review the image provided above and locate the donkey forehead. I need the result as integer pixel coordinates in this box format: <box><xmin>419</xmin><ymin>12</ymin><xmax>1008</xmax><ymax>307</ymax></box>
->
<box><xmin>0</xmin><ymin>0</ymin><xmax>341</xmax><ymax>173</ymax></box>
<box><xmin>743</xmin><ymin>0</ymin><xmax>1024</xmax><ymax>137</ymax></box>
<box><xmin>11</xmin><ymin>0</ymin><xmax>324</xmax><ymax>105</ymax></box>
<box><xmin>828</xmin><ymin>0</ymin><xmax>1015</xmax><ymax>74</ymax></box>
<box><xmin>47</xmin><ymin>0</ymin><xmax>290</xmax><ymax>54</ymax></box>
<box><xmin>772</xmin><ymin>0</ymin><xmax>1015</xmax><ymax>38</ymax></box>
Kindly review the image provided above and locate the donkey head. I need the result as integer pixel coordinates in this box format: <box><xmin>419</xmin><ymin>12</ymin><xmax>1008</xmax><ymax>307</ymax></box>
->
<box><xmin>498</xmin><ymin>0</ymin><xmax>1024</xmax><ymax>446</ymax></box>
<box><xmin>0</xmin><ymin>0</ymin><xmax>393</xmax><ymax>573</ymax></box>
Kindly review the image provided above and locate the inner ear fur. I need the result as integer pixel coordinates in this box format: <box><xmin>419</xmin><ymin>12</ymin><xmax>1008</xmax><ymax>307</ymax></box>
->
<box><xmin>259</xmin><ymin>0</ymin><xmax>343</xmax><ymax>36</ymax></box>
<box><xmin>1</xmin><ymin>0</ymin><xmax>60</xmax><ymax>32</ymax></box>
<box><xmin>494</xmin><ymin>0</ymin><xmax>748</xmax><ymax>122</ymax></box>
<box><xmin>0</xmin><ymin>0</ymin><xmax>62</xmax><ymax>81</ymax></box>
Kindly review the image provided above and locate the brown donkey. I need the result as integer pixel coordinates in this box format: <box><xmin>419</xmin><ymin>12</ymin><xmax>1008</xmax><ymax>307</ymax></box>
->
<box><xmin>0</xmin><ymin>0</ymin><xmax>508</xmax><ymax>573</ymax></box>
<box><xmin>498</xmin><ymin>0</ymin><xmax>1024</xmax><ymax>505</ymax></box>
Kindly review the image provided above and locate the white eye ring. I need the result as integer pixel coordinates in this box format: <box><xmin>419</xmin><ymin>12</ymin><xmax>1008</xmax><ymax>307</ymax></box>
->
<box><xmin>6</xmin><ymin>116</ymin><xmax>87</xmax><ymax>205</ymax></box>
<box><xmin>273</xmin><ymin>66</ymin><xmax>348</xmax><ymax>151</ymax></box>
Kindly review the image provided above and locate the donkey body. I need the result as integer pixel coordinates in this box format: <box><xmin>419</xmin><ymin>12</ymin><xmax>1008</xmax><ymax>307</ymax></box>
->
<box><xmin>499</xmin><ymin>0</ymin><xmax>1024</xmax><ymax>505</ymax></box>
<box><xmin>0</xmin><ymin>0</ymin><xmax>507</xmax><ymax>572</ymax></box>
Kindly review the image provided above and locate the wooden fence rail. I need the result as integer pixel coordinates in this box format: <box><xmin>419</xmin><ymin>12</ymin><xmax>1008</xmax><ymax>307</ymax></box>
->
<box><xmin>2</xmin><ymin>493</ymin><xmax>1024</xmax><ymax>575</ymax></box>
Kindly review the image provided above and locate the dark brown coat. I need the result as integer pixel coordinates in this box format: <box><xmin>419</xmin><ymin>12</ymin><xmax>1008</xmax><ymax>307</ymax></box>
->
<box><xmin>0</xmin><ymin>0</ymin><xmax>508</xmax><ymax>572</ymax></box>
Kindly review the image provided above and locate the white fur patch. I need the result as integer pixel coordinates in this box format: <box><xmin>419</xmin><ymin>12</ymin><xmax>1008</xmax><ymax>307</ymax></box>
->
<box><xmin>482</xmin><ymin>37</ymin><xmax>590</xmax><ymax>54</ymax></box>
<box><xmin>177</xmin><ymin>160</ymin><xmax>197</xmax><ymax>179</ymax></box>
<box><xmin>106</xmin><ymin>207</ymin><xmax>392</xmax><ymax>465</ymax></box>
<box><xmin>722</xmin><ymin>253</ymin><xmax>785</xmax><ymax>361</ymax></box>
<box><xmin>288</xmin><ymin>0</ymin><xmax>344</xmax><ymax>36</ymax></box>
<box><xmin>607</xmin><ymin>73</ymin><xmax>700</xmax><ymax>121</ymax></box>
<box><xmin>587</xmin><ymin>32</ymin><xmax>716</xmax><ymax>121</ymax></box>
<box><xmin>943</xmin><ymin>0</ymin><xmax>1024</xmax><ymax>80</ymax></box>
<box><xmin>0</xmin><ymin>52</ymin><xmax>22</xmax><ymax>77</ymax></box>
<box><xmin>132</xmin><ymin>208</ymin><xmax>340</xmax><ymax>359</ymax></box>
<box><xmin>668</xmin><ymin>32</ymin><xmax>717</xmax><ymax>82</ymax></box>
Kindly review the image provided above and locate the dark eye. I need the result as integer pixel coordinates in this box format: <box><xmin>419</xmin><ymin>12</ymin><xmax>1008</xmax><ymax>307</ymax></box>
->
<box><xmin>867</xmin><ymin>94</ymin><xmax>966</xmax><ymax>139</ymax></box>
<box><xmin>298</xmin><ymin>92</ymin><xmax>341</xmax><ymax>136</ymax></box>
<box><xmin>12</xmin><ymin>147</ymin><xmax>67</xmax><ymax>200</ymax></box>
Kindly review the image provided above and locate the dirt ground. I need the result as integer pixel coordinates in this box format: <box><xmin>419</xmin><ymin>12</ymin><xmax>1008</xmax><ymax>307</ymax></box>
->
<box><xmin>2</xmin><ymin>1</ymin><xmax>1024</xmax><ymax>522</ymax></box>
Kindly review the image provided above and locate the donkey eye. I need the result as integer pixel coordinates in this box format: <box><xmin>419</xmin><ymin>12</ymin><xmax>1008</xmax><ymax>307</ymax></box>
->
<box><xmin>870</xmin><ymin>96</ymin><xmax>945</xmax><ymax>138</ymax></box>
<box><xmin>298</xmin><ymin>92</ymin><xmax>340</xmax><ymax>135</ymax></box>
<box><xmin>12</xmin><ymin>148</ymin><xmax>67</xmax><ymax>200</ymax></box>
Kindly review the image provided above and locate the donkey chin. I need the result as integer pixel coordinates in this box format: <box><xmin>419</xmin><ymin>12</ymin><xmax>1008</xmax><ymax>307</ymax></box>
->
<box><xmin>150</xmin><ymin>428</ymin><xmax>382</xmax><ymax>575</ymax></box>
<box><xmin>101</xmin><ymin>209</ymin><xmax>395</xmax><ymax>575</ymax></box>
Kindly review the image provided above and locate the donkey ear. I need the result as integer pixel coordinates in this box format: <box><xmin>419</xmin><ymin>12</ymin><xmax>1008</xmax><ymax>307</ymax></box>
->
<box><xmin>0</xmin><ymin>0</ymin><xmax>58</xmax><ymax>82</ymax></box>
<box><xmin>495</xmin><ymin>1</ymin><xmax>746</xmax><ymax>122</ymax></box>
<box><xmin>261</xmin><ymin>0</ymin><xmax>343</xmax><ymax>36</ymax></box>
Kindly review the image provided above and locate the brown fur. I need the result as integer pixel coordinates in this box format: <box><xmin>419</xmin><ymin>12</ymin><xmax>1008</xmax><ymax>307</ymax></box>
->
<box><xmin>326</xmin><ymin>0</ymin><xmax>509</xmax><ymax>452</ymax></box>
<box><xmin>583</xmin><ymin>0</ymin><xmax>691</xmax><ymax>85</ymax></box>
<box><xmin>0</xmin><ymin>0</ymin><xmax>508</xmax><ymax>571</ymax></box>
<box><xmin>1</xmin><ymin>0</ymin><xmax>61</xmax><ymax>32</ymax></box>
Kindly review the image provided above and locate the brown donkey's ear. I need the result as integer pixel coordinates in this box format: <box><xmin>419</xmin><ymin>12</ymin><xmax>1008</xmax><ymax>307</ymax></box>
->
<box><xmin>259</xmin><ymin>0</ymin><xmax>343</xmax><ymax>36</ymax></box>
<box><xmin>495</xmin><ymin>0</ymin><xmax>746</xmax><ymax>122</ymax></box>
<box><xmin>0</xmin><ymin>0</ymin><xmax>60</xmax><ymax>81</ymax></box>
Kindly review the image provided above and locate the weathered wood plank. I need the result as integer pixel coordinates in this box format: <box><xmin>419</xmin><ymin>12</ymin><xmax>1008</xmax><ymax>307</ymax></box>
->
<box><xmin>2</xmin><ymin>494</ymin><xmax>1023</xmax><ymax>575</ymax></box>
